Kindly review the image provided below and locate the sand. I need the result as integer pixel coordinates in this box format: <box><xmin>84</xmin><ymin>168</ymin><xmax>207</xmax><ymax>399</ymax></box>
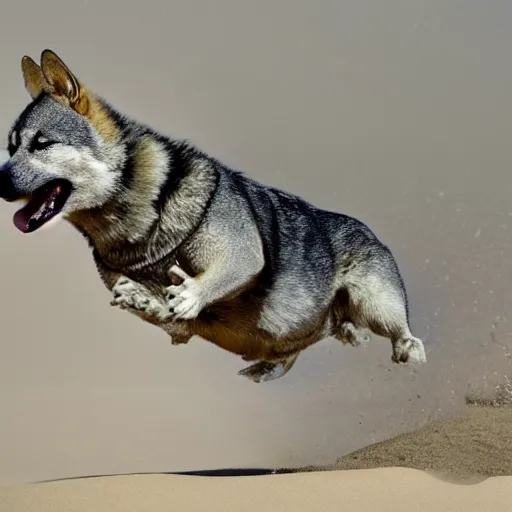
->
<box><xmin>276</xmin><ymin>400</ymin><xmax>512</xmax><ymax>481</ymax></box>
<box><xmin>3</xmin><ymin>403</ymin><xmax>512</xmax><ymax>511</ymax></box>
<box><xmin>3</xmin><ymin>468</ymin><xmax>512</xmax><ymax>512</ymax></box>
<box><xmin>331</xmin><ymin>406</ymin><xmax>512</xmax><ymax>480</ymax></box>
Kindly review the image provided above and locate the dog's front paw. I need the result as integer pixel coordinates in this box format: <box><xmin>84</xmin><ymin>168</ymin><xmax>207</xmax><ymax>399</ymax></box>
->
<box><xmin>111</xmin><ymin>277</ymin><xmax>171</xmax><ymax>321</ymax></box>
<box><xmin>166</xmin><ymin>265</ymin><xmax>204</xmax><ymax>321</ymax></box>
<box><xmin>110</xmin><ymin>277</ymin><xmax>138</xmax><ymax>309</ymax></box>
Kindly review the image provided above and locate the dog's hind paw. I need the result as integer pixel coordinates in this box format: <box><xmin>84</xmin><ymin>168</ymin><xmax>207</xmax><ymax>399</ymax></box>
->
<box><xmin>336</xmin><ymin>322</ymin><xmax>371</xmax><ymax>347</ymax></box>
<box><xmin>238</xmin><ymin>355</ymin><xmax>299</xmax><ymax>383</ymax></box>
<box><xmin>392</xmin><ymin>336</ymin><xmax>427</xmax><ymax>364</ymax></box>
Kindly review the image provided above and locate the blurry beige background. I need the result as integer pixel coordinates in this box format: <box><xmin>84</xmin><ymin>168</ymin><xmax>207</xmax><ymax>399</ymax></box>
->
<box><xmin>0</xmin><ymin>0</ymin><xmax>511</xmax><ymax>485</ymax></box>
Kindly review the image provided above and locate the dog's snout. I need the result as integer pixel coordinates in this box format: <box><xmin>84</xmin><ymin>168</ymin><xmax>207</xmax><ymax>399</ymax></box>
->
<box><xmin>0</xmin><ymin>162</ymin><xmax>21</xmax><ymax>202</ymax></box>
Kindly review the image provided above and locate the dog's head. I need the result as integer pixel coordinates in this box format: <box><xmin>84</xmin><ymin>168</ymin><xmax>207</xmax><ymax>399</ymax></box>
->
<box><xmin>0</xmin><ymin>50</ymin><xmax>123</xmax><ymax>233</ymax></box>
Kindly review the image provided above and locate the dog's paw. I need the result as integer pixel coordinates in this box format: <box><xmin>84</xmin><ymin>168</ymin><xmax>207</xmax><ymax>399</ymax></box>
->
<box><xmin>238</xmin><ymin>361</ymin><xmax>286</xmax><ymax>383</ymax></box>
<box><xmin>166</xmin><ymin>265</ymin><xmax>204</xmax><ymax>321</ymax></box>
<box><xmin>110</xmin><ymin>277</ymin><xmax>138</xmax><ymax>309</ymax></box>
<box><xmin>392</xmin><ymin>337</ymin><xmax>427</xmax><ymax>365</ymax></box>
<box><xmin>238</xmin><ymin>355</ymin><xmax>299</xmax><ymax>383</ymax></box>
<box><xmin>338</xmin><ymin>322</ymin><xmax>371</xmax><ymax>347</ymax></box>
<box><xmin>111</xmin><ymin>277</ymin><xmax>170</xmax><ymax>321</ymax></box>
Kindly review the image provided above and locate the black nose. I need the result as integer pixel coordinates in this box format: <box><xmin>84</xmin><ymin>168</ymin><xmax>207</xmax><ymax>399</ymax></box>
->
<box><xmin>0</xmin><ymin>162</ymin><xmax>20</xmax><ymax>202</ymax></box>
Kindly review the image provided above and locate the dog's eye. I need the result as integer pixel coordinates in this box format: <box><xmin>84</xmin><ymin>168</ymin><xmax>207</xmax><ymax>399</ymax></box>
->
<box><xmin>29</xmin><ymin>132</ymin><xmax>57</xmax><ymax>152</ymax></box>
<box><xmin>8</xmin><ymin>130</ymin><xmax>20</xmax><ymax>156</ymax></box>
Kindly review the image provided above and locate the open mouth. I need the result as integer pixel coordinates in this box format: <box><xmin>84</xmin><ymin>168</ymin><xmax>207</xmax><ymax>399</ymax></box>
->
<box><xmin>13</xmin><ymin>179</ymin><xmax>72</xmax><ymax>233</ymax></box>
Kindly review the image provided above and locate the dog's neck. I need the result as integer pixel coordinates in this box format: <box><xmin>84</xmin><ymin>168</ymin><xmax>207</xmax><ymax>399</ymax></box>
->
<box><xmin>68</xmin><ymin>135</ymin><xmax>218</xmax><ymax>272</ymax></box>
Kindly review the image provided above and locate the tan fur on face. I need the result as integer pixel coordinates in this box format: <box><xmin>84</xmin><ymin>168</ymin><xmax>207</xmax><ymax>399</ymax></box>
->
<box><xmin>68</xmin><ymin>136</ymin><xmax>168</xmax><ymax>251</ymax></box>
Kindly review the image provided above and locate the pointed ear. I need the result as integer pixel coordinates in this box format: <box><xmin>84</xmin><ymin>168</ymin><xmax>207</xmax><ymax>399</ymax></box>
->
<box><xmin>21</xmin><ymin>56</ymin><xmax>44</xmax><ymax>99</ymax></box>
<box><xmin>40</xmin><ymin>49</ymin><xmax>89</xmax><ymax>115</ymax></box>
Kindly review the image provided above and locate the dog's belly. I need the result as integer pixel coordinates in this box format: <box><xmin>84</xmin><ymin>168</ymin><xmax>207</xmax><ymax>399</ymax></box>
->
<box><xmin>185</xmin><ymin>297</ymin><xmax>328</xmax><ymax>361</ymax></box>
<box><xmin>188</xmin><ymin>299</ymin><xmax>276</xmax><ymax>360</ymax></box>
<box><xmin>191</xmin><ymin>319</ymin><xmax>275</xmax><ymax>360</ymax></box>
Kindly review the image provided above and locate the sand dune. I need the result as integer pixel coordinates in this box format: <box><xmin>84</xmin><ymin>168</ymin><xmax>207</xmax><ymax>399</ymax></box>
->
<box><xmin>278</xmin><ymin>402</ymin><xmax>512</xmax><ymax>482</ymax></box>
<box><xmin>3</xmin><ymin>403</ymin><xmax>512</xmax><ymax>511</ymax></box>
<box><xmin>1</xmin><ymin>467</ymin><xmax>512</xmax><ymax>512</ymax></box>
<box><xmin>332</xmin><ymin>405</ymin><xmax>512</xmax><ymax>480</ymax></box>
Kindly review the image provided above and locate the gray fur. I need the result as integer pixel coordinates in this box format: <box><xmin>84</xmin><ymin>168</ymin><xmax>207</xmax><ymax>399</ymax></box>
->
<box><xmin>0</xmin><ymin>50</ymin><xmax>426</xmax><ymax>382</ymax></box>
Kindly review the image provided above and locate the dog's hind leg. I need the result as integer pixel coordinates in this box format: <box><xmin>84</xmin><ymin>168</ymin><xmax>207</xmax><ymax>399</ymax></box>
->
<box><xmin>344</xmin><ymin>273</ymin><xmax>426</xmax><ymax>365</ymax></box>
<box><xmin>238</xmin><ymin>353</ymin><xmax>300</xmax><ymax>383</ymax></box>
<box><xmin>330</xmin><ymin>288</ymin><xmax>371</xmax><ymax>347</ymax></box>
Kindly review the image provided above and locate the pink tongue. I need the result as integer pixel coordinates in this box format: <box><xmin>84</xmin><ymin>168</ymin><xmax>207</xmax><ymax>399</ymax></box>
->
<box><xmin>13</xmin><ymin>208</ymin><xmax>30</xmax><ymax>232</ymax></box>
<box><xmin>13</xmin><ymin>200</ymin><xmax>44</xmax><ymax>233</ymax></box>
<box><xmin>13</xmin><ymin>187</ymin><xmax>58</xmax><ymax>233</ymax></box>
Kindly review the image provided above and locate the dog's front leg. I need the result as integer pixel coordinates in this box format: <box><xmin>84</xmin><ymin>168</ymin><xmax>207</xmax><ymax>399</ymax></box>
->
<box><xmin>163</xmin><ymin>205</ymin><xmax>265</xmax><ymax>321</ymax></box>
<box><xmin>165</xmin><ymin>253</ymin><xmax>262</xmax><ymax>321</ymax></box>
<box><xmin>93</xmin><ymin>251</ymin><xmax>172</xmax><ymax>324</ymax></box>
<box><xmin>110</xmin><ymin>276</ymin><xmax>193</xmax><ymax>346</ymax></box>
<box><xmin>110</xmin><ymin>276</ymin><xmax>172</xmax><ymax>323</ymax></box>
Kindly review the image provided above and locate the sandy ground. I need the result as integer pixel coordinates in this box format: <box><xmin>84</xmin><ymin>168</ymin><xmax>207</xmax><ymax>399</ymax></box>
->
<box><xmin>3</xmin><ymin>403</ymin><xmax>512</xmax><ymax>511</ymax></box>
<box><xmin>332</xmin><ymin>405</ymin><xmax>512</xmax><ymax>480</ymax></box>
<box><xmin>2</xmin><ymin>468</ymin><xmax>512</xmax><ymax>512</ymax></box>
<box><xmin>288</xmin><ymin>401</ymin><xmax>512</xmax><ymax>481</ymax></box>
